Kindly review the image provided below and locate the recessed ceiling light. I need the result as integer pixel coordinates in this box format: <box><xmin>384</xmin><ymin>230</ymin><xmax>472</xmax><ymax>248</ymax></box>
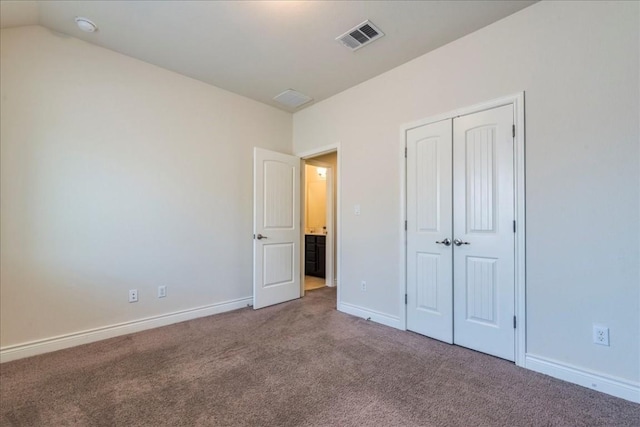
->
<box><xmin>75</xmin><ymin>17</ymin><xmax>98</xmax><ymax>33</ymax></box>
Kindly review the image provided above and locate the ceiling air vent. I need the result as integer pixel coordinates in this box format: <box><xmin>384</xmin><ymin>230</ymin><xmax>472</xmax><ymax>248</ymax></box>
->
<box><xmin>336</xmin><ymin>20</ymin><xmax>384</xmax><ymax>51</ymax></box>
<box><xmin>273</xmin><ymin>89</ymin><xmax>313</xmax><ymax>109</ymax></box>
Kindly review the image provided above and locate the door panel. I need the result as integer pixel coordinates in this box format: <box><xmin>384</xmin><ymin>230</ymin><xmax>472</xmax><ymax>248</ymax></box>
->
<box><xmin>263</xmin><ymin>243</ymin><xmax>294</xmax><ymax>287</ymax></box>
<box><xmin>465</xmin><ymin>256</ymin><xmax>498</xmax><ymax>325</ymax></box>
<box><xmin>453</xmin><ymin>105</ymin><xmax>515</xmax><ymax>361</ymax></box>
<box><xmin>253</xmin><ymin>148</ymin><xmax>300</xmax><ymax>309</ymax></box>
<box><xmin>465</xmin><ymin>126</ymin><xmax>497</xmax><ymax>232</ymax></box>
<box><xmin>264</xmin><ymin>160</ymin><xmax>295</xmax><ymax>228</ymax></box>
<box><xmin>416</xmin><ymin>253</ymin><xmax>440</xmax><ymax>311</ymax></box>
<box><xmin>406</xmin><ymin>119</ymin><xmax>453</xmax><ymax>343</ymax></box>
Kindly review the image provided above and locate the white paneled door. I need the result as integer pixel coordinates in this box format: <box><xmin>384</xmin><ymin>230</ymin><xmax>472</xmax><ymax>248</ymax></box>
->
<box><xmin>453</xmin><ymin>105</ymin><xmax>514</xmax><ymax>361</ymax></box>
<box><xmin>406</xmin><ymin>119</ymin><xmax>454</xmax><ymax>343</ymax></box>
<box><xmin>406</xmin><ymin>104</ymin><xmax>515</xmax><ymax>361</ymax></box>
<box><xmin>253</xmin><ymin>148</ymin><xmax>301</xmax><ymax>309</ymax></box>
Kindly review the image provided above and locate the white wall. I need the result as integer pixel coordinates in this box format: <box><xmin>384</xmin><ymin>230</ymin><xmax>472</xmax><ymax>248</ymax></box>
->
<box><xmin>0</xmin><ymin>26</ymin><xmax>291</xmax><ymax>348</ymax></box>
<box><xmin>293</xmin><ymin>0</ymin><xmax>640</xmax><ymax>389</ymax></box>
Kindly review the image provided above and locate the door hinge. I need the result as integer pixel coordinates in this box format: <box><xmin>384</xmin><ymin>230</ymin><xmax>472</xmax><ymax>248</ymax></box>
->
<box><xmin>405</xmin><ymin>220</ymin><xmax>407</xmax><ymax>231</ymax></box>
<box><xmin>512</xmin><ymin>124</ymin><xmax>516</xmax><ymax>138</ymax></box>
<box><xmin>513</xmin><ymin>316</ymin><xmax>517</xmax><ymax>329</ymax></box>
<box><xmin>404</xmin><ymin>147</ymin><xmax>407</xmax><ymax>158</ymax></box>
<box><xmin>513</xmin><ymin>220</ymin><xmax>516</xmax><ymax>233</ymax></box>
<box><xmin>405</xmin><ymin>294</ymin><xmax>408</xmax><ymax>304</ymax></box>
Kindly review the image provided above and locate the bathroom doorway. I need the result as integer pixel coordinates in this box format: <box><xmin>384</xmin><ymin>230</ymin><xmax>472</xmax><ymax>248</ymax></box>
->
<box><xmin>302</xmin><ymin>151</ymin><xmax>337</xmax><ymax>294</ymax></box>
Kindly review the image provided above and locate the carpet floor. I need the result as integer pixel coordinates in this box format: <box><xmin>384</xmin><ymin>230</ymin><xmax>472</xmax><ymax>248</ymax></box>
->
<box><xmin>1</xmin><ymin>287</ymin><xmax>638</xmax><ymax>426</ymax></box>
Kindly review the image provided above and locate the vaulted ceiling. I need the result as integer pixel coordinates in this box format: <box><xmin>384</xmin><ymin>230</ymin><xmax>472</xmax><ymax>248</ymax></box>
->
<box><xmin>0</xmin><ymin>1</ymin><xmax>537</xmax><ymax>111</ymax></box>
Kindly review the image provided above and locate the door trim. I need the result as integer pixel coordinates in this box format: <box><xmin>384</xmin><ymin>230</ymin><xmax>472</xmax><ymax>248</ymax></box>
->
<box><xmin>399</xmin><ymin>93</ymin><xmax>526</xmax><ymax>367</ymax></box>
<box><xmin>303</xmin><ymin>158</ymin><xmax>334</xmax><ymax>289</ymax></box>
<box><xmin>295</xmin><ymin>143</ymin><xmax>341</xmax><ymax>306</ymax></box>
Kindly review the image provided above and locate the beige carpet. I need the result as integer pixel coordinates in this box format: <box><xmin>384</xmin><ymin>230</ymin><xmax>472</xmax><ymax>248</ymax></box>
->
<box><xmin>1</xmin><ymin>288</ymin><xmax>638</xmax><ymax>426</ymax></box>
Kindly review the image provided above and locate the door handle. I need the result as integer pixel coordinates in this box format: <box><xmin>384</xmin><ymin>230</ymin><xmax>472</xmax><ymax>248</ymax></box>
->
<box><xmin>453</xmin><ymin>238</ymin><xmax>470</xmax><ymax>246</ymax></box>
<box><xmin>436</xmin><ymin>238</ymin><xmax>452</xmax><ymax>246</ymax></box>
<box><xmin>256</xmin><ymin>234</ymin><xmax>268</xmax><ymax>240</ymax></box>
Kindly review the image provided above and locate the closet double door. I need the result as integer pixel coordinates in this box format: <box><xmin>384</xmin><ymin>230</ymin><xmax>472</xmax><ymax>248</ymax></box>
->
<box><xmin>406</xmin><ymin>105</ymin><xmax>515</xmax><ymax>361</ymax></box>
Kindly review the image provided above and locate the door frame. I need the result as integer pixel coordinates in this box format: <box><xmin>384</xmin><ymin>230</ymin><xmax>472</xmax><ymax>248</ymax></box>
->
<box><xmin>303</xmin><ymin>158</ymin><xmax>334</xmax><ymax>291</ymax></box>
<box><xmin>399</xmin><ymin>93</ymin><xmax>526</xmax><ymax>367</ymax></box>
<box><xmin>295</xmin><ymin>143</ymin><xmax>341</xmax><ymax>303</ymax></box>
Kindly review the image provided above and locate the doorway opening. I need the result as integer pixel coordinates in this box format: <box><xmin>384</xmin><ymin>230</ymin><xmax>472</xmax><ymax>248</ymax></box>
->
<box><xmin>301</xmin><ymin>150</ymin><xmax>338</xmax><ymax>296</ymax></box>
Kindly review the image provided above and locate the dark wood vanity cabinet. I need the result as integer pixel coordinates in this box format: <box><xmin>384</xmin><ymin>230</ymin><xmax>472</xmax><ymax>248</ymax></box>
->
<box><xmin>305</xmin><ymin>235</ymin><xmax>326</xmax><ymax>278</ymax></box>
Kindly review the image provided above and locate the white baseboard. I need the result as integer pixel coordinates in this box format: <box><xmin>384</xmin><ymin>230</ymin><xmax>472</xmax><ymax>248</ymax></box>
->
<box><xmin>525</xmin><ymin>354</ymin><xmax>640</xmax><ymax>403</ymax></box>
<box><xmin>338</xmin><ymin>302</ymin><xmax>402</xmax><ymax>330</ymax></box>
<box><xmin>0</xmin><ymin>296</ymin><xmax>253</xmax><ymax>363</ymax></box>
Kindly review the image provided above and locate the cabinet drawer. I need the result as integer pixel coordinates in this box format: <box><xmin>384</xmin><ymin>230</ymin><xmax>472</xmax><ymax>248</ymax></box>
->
<box><xmin>306</xmin><ymin>250</ymin><xmax>316</xmax><ymax>262</ymax></box>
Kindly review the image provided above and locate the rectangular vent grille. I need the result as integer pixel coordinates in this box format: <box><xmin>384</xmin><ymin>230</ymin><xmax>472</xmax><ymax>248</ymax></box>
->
<box><xmin>273</xmin><ymin>89</ymin><xmax>313</xmax><ymax>109</ymax></box>
<box><xmin>359</xmin><ymin>24</ymin><xmax>379</xmax><ymax>39</ymax></box>
<box><xmin>336</xmin><ymin>20</ymin><xmax>384</xmax><ymax>51</ymax></box>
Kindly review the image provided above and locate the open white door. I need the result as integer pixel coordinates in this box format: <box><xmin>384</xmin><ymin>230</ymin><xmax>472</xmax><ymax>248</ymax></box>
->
<box><xmin>253</xmin><ymin>148</ymin><xmax>301</xmax><ymax>309</ymax></box>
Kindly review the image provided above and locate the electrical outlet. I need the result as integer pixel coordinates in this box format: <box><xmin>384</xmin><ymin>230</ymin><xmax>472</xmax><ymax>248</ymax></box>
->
<box><xmin>360</xmin><ymin>280</ymin><xmax>366</xmax><ymax>291</ymax></box>
<box><xmin>158</xmin><ymin>285</ymin><xmax>167</xmax><ymax>298</ymax></box>
<box><xmin>354</xmin><ymin>204</ymin><xmax>361</xmax><ymax>216</ymax></box>
<box><xmin>593</xmin><ymin>325</ymin><xmax>609</xmax><ymax>346</ymax></box>
<box><xmin>128</xmin><ymin>289</ymin><xmax>138</xmax><ymax>303</ymax></box>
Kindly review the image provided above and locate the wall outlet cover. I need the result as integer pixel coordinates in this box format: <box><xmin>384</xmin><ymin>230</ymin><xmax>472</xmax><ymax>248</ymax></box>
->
<box><xmin>593</xmin><ymin>325</ymin><xmax>610</xmax><ymax>346</ymax></box>
<box><xmin>128</xmin><ymin>289</ymin><xmax>138</xmax><ymax>303</ymax></box>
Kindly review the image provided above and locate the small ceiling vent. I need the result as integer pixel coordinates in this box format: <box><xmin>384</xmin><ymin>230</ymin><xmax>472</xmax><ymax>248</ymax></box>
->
<box><xmin>273</xmin><ymin>89</ymin><xmax>313</xmax><ymax>109</ymax></box>
<box><xmin>336</xmin><ymin>20</ymin><xmax>384</xmax><ymax>51</ymax></box>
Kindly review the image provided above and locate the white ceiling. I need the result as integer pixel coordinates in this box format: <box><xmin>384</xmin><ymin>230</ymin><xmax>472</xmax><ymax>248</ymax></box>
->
<box><xmin>0</xmin><ymin>1</ymin><xmax>537</xmax><ymax>112</ymax></box>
